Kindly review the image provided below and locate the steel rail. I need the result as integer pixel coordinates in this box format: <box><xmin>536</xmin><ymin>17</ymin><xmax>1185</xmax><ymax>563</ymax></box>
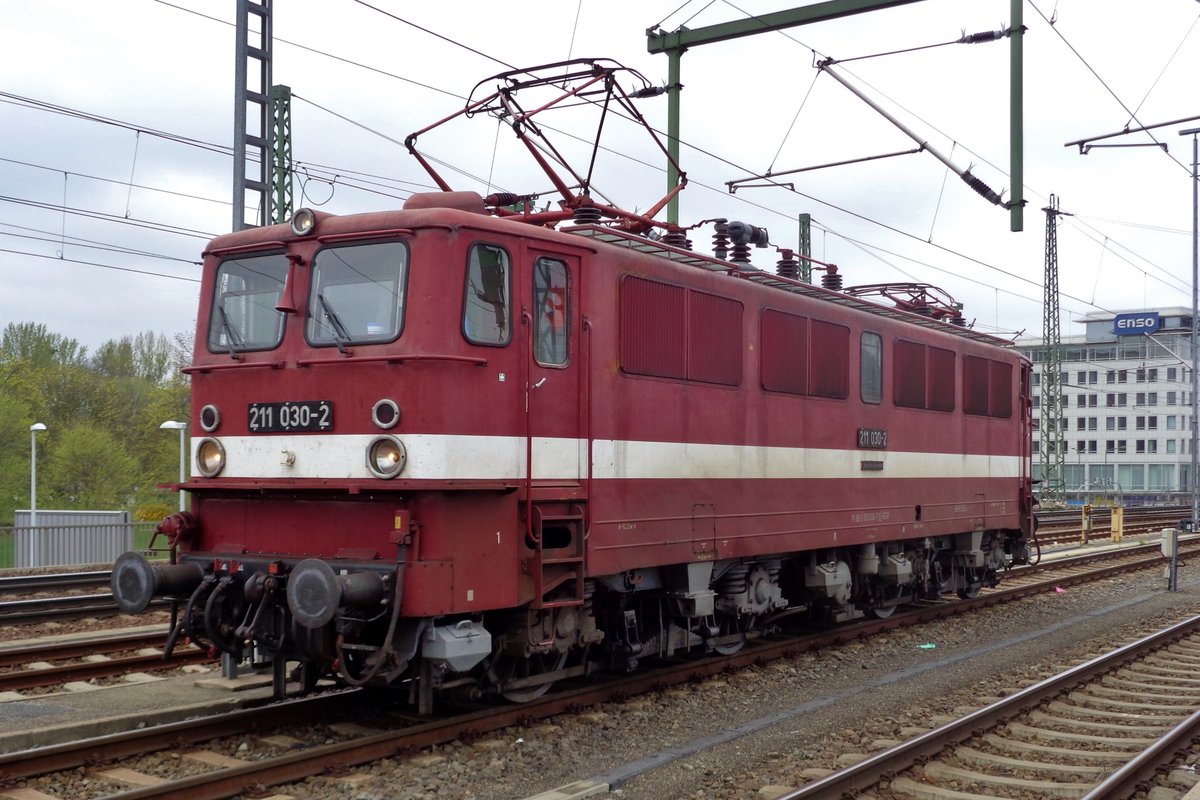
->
<box><xmin>0</xmin><ymin>593</ymin><xmax>167</xmax><ymax>624</ymax></box>
<box><xmin>0</xmin><ymin>571</ymin><xmax>110</xmax><ymax>594</ymax></box>
<box><xmin>0</xmin><ymin>648</ymin><xmax>213</xmax><ymax>692</ymax></box>
<box><xmin>0</xmin><ymin>691</ymin><xmax>363</xmax><ymax>778</ymax></box>
<box><xmin>777</xmin><ymin>613</ymin><xmax>1200</xmax><ymax>799</ymax></box>
<box><xmin>0</xmin><ymin>629</ymin><xmax>169</xmax><ymax>668</ymax></box>
<box><xmin>1081</xmin><ymin>707</ymin><xmax>1200</xmax><ymax>799</ymax></box>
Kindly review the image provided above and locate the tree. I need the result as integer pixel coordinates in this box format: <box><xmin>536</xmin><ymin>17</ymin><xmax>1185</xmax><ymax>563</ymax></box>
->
<box><xmin>93</xmin><ymin>331</ymin><xmax>178</xmax><ymax>384</ymax></box>
<box><xmin>41</xmin><ymin>425</ymin><xmax>140</xmax><ymax>511</ymax></box>
<box><xmin>0</xmin><ymin>391</ymin><xmax>34</xmax><ymax>524</ymax></box>
<box><xmin>0</xmin><ymin>322</ymin><xmax>87</xmax><ymax>367</ymax></box>
<box><xmin>0</xmin><ymin>323</ymin><xmax>191</xmax><ymax>519</ymax></box>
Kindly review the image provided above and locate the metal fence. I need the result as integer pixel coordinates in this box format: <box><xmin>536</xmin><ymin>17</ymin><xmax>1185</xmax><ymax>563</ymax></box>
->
<box><xmin>2</xmin><ymin>511</ymin><xmax>156</xmax><ymax>569</ymax></box>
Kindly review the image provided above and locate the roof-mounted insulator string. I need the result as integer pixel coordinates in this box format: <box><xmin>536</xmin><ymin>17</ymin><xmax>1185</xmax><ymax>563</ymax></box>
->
<box><xmin>958</xmin><ymin>28</ymin><xmax>1011</xmax><ymax>45</ymax></box>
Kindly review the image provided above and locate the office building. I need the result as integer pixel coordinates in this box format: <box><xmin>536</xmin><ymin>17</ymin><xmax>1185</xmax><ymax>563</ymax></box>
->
<box><xmin>1014</xmin><ymin>307</ymin><xmax>1194</xmax><ymax>505</ymax></box>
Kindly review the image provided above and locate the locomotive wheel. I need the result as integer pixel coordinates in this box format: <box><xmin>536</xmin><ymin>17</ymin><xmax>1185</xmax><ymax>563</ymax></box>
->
<box><xmin>870</xmin><ymin>585</ymin><xmax>903</xmax><ymax>619</ymax></box>
<box><xmin>712</xmin><ymin>613</ymin><xmax>757</xmax><ymax>655</ymax></box>
<box><xmin>873</xmin><ymin>604</ymin><xmax>902</xmax><ymax>623</ymax></box>
<box><xmin>203</xmin><ymin>578</ymin><xmax>247</xmax><ymax>654</ymax></box>
<box><xmin>496</xmin><ymin>649</ymin><xmax>569</xmax><ymax>703</ymax></box>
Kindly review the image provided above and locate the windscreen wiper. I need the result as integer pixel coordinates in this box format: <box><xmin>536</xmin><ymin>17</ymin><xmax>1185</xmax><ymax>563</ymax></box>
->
<box><xmin>317</xmin><ymin>293</ymin><xmax>352</xmax><ymax>354</ymax></box>
<box><xmin>216</xmin><ymin>302</ymin><xmax>244</xmax><ymax>361</ymax></box>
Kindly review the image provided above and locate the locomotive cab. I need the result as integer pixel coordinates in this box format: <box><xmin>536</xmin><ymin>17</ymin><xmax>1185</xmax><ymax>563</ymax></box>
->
<box><xmin>112</xmin><ymin>199</ymin><xmax>601</xmax><ymax>706</ymax></box>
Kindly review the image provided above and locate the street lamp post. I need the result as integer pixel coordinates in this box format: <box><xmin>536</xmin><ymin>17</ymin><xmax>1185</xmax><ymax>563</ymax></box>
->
<box><xmin>159</xmin><ymin>421</ymin><xmax>188</xmax><ymax>512</ymax></box>
<box><xmin>29</xmin><ymin>422</ymin><xmax>46</xmax><ymax>568</ymax></box>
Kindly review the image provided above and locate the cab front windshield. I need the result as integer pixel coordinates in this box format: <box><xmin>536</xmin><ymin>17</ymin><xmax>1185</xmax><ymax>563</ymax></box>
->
<box><xmin>306</xmin><ymin>242</ymin><xmax>408</xmax><ymax>347</ymax></box>
<box><xmin>207</xmin><ymin>254</ymin><xmax>289</xmax><ymax>354</ymax></box>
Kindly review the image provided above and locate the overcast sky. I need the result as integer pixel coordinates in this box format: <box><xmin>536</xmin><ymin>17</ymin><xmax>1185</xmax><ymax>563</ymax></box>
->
<box><xmin>2</xmin><ymin>0</ymin><xmax>1198</xmax><ymax>352</ymax></box>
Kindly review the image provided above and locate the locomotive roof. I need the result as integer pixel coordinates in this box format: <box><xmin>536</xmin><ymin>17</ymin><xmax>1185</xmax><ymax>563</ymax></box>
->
<box><xmin>563</xmin><ymin>224</ymin><xmax>1014</xmax><ymax>350</ymax></box>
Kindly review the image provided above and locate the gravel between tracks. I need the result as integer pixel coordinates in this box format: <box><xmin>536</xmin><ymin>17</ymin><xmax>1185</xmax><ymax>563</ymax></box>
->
<box><xmin>216</xmin><ymin>568</ymin><xmax>1196</xmax><ymax>800</ymax></box>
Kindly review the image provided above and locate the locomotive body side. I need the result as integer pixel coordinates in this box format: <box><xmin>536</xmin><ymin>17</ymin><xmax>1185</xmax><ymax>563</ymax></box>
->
<box><xmin>111</xmin><ymin>194</ymin><xmax>1031</xmax><ymax>707</ymax></box>
<box><xmin>579</xmin><ymin>240</ymin><xmax>1030</xmax><ymax>577</ymax></box>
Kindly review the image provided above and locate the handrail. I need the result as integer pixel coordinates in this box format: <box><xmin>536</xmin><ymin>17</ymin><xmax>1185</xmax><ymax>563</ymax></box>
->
<box><xmin>202</xmin><ymin>240</ymin><xmax>288</xmax><ymax>257</ymax></box>
<box><xmin>315</xmin><ymin>227</ymin><xmax>413</xmax><ymax>244</ymax></box>
<box><xmin>295</xmin><ymin>354</ymin><xmax>487</xmax><ymax>367</ymax></box>
<box><xmin>182</xmin><ymin>361</ymin><xmax>286</xmax><ymax>374</ymax></box>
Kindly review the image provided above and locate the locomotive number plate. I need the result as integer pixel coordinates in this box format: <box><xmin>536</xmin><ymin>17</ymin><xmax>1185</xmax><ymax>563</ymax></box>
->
<box><xmin>857</xmin><ymin>427</ymin><xmax>888</xmax><ymax>449</ymax></box>
<box><xmin>248</xmin><ymin>400</ymin><xmax>333</xmax><ymax>433</ymax></box>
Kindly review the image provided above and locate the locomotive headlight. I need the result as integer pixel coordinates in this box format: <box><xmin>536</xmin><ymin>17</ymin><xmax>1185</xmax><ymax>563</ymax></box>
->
<box><xmin>366</xmin><ymin>435</ymin><xmax>406</xmax><ymax>479</ymax></box>
<box><xmin>196</xmin><ymin>438</ymin><xmax>226</xmax><ymax>477</ymax></box>
<box><xmin>199</xmin><ymin>404</ymin><xmax>220</xmax><ymax>432</ymax></box>
<box><xmin>372</xmin><ymin>398</ymin><xmax>400</xmax><ymax>429</ymax></box>
<box><xmin>290</xmin><ymin>208</ymin><xmax>317</xmax><ymax>236</ymax></box>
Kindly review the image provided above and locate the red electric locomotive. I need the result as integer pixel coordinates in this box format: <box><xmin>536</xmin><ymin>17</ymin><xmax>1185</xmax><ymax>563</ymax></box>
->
<box><xmin>112</xmin><ymin>61</ymin><xmax>1033</xmax><ymax>710</ymax></box>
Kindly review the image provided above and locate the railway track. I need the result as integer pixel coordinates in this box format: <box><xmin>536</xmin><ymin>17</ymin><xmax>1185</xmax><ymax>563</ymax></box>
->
<box><xmin>0</xmin><ymin>539</ymin><xmax>1186</xmax><ymax>799</ymax></box>
<box><xmin>0</xmin><ymin>592</ymin><xmax>170</xmax><ymax>625</ymax></box>
<box><xmin>780</xmin><ymin>612</ymin><xmax>1200</xmax><ymax>799</ymax></box>
<box><xmin>0</xmin><ymin>630</ymin><xmax>212</xmax><ymax>693</ymax></box>
<box><xmin>0</xmin><ymin>571</ymin><xmax>110</xmax><ymax>596</ymax></box>
<box><xmin>1035</xmin><ymin>505</ymin><xmax>1188</xmax><ymax>548</ymax></box>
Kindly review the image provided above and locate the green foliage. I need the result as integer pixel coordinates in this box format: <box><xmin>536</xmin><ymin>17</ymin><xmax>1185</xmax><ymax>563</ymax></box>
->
<box><xmin>0</xmin><ymin>322</ymin><xmax>191</xmax><ymax>524</ymax></box>
<box><xmin>135</xmin><ymin>502</ymin><xmax>175</xmax><ymax>522</ymax></box>
<box><xmin>1</xmin><ymin>322</ymin><xmax>87</xmax><ymax>367</ymax></box>
<box><xmin>42</xmin><ymin>424</ymin><xmax>141</xmax><ymax>509</ymax></box>
<box><xmin>0</xmin><ymin>391</ymin><xmax>34</xmax><ymax>524</ymax></box>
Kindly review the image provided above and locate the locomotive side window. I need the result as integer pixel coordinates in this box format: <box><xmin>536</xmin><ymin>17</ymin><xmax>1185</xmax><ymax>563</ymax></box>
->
<box><xmin>894</xmin><ymin>340</ymin><xmax>955</xmax><ymax>411</ymax></box>
<box><xmin>207</xmin><ymin>253</ymin><xmax>289</xmax><ymax>354</ymax></box>
<box><xmin>620</xmin><ymin>277</ymin><xmax>742</xmax><ymax>385</ymax></box>
<box><xmin>964</xmin><ymin>356</ymin><xmax>989</xmax><ymax>415</ymax></box>
<box><xmin>689</xmin><ymin>291</ymin><xmax>742</xmax><ymax>386</ymax></box>
<box><xmin>964</xmin><ymin>355</ymin><xmax>1012</xmax><ymax>418</ymax></box>
<box><xmin>894</xmin><ymin>339</ymin><xmax>925</xmax><ymax>408</ymax></box>
<box><xmin>860</xmin><ymin>332</ymin><xmax>882</xmax><ymax>405</ymax></box>
<box><xmin>306</xmin><ymin>242</ymin><xmax>408</xmax><ymax>347</ymax></box>
<box><xmin>760</xmin><ymin>309</ymin><xmax>849</xmax><ymax>398</ymax></box>
<box><xmin>990</xmin><ymin>360</ymin><xmax>1013</xmax><ymax>417</ymax></box>
<box><xmin>761</xmin><ymin>310</ymin><xmax>808</xmax><ymax>395</ymax></box>
<box><xmin>929</xmin><ymin>346</ymin><xmax>956</xmax><ymax>411</ymax></box>
<box><xmin>464</xmin><ymin>244</ymin><xmax>510</xmax><ymax>345</ymax></box>
<box><xmin>621</xmin><ymin>277</ymin><xmax>686</xmax><ymax>379</ymax></box>
<box><xmin>809</xmin><ymin>320</ymin><xmax>849</xmax><ymax>399</ymax></box>
<box><xmin>533</xmin><ymin>257</ymin><xmax>568</xmax><ymax>365</ymax></box>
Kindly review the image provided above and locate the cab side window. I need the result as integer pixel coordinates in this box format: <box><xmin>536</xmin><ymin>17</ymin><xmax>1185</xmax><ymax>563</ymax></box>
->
<box><xmin>860</xmin><ymin>332</ymin><xmax>882</xmax><ymax>404</ymax></box>
<box><xmin>534</xmin><ymin>257</ymin><xmax>568</xmax><ymax>366</ymax></box>
<box><xmin>464</xmin><ymin>244</ymin><xmax>511</xmax><ymax>345</ymax></box>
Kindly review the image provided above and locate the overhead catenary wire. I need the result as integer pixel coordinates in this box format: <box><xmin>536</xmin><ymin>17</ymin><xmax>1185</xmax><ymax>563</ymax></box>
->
<box><xmin>0</xmin><ymin>155</ymin><xmax>233</xmax><ymax>209</ymax></box>
<box><xmin>5</xmin><ymin>1</ymin><xmax>1185</xmax><ymax>338</ymax></box>
<box><xmin>1027</xmin><ymin>0</ymin><xmax>1191</xmax><ymax>177</ymax></box>
<box><xmin>0</xmin><ymin>247</ymin><xmax>201</xmax><ymax>283</ymax></box>
<box><xmin>0</xmin><ymin>223</ymin><xmax>202</xmax><ymax>265</ymax></box>
<box><xmin>169</xmin><ymin>0</ymin><xmax>1170</xmax><ymax>321</ymax></box>
<box><xmin>1125</xmin><ymin>12</ymin><xmax>1200</xmax><ymax>126</ymax></box>
<box><xmin>0</xmin><ymin>195</ymin><xmax>217</xmax><ymax>240</ymax></box>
